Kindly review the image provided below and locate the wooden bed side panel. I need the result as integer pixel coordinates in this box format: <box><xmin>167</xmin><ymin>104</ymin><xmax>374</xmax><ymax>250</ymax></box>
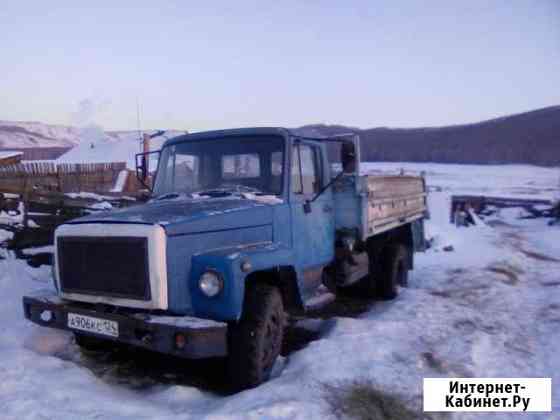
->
<box><xmin>368</xmin><ymin>196</ymin><xmax>426</xmax><ymax>225</ymax></box>
<box><xmin>365</xmin><ymin>175</ymin><xmax>425</xmax><ymax>199</ymax></box>
<box><xmin>363</xmin><ymin>175</ymin><xmax>427</xmax><ymax>234</ymax></box>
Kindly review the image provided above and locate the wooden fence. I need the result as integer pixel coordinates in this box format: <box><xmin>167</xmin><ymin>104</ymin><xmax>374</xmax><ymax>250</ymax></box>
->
<box><xmin>0</xmin><ymin>162</ymin><xmax>126</xmax><ymax>194</ymax></box>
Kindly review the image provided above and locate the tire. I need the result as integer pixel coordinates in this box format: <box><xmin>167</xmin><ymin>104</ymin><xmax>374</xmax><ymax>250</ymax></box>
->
<box><xmin>226</xmin><ymin>283</ymin><xmax>285</xmax><ymax>391</ymax></box>
<box><xmin>376</xmin><ymin>244</ymin><xmax>409</xmax><ymax>300</ymax></box>
<box><xmin>74</xmin><ymin>333</ymin><xmax>114</xmax><ymax>352</ymax></box>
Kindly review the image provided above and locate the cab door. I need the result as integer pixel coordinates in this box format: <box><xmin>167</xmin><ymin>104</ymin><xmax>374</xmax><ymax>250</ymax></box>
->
<box><xmin>290</xmin><ymin>140</ymin><xmax>335</xmax><ymax>297</ymax></box>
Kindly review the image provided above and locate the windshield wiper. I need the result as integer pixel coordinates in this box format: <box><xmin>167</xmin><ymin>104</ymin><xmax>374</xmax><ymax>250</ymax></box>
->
<box><xmin>153</xmin><ymin>192</ymin><xmax>185</xmax><ymax>201</ymax></box>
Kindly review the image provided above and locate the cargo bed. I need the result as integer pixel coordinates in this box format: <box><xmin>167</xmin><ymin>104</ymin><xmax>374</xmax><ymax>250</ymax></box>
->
<box><xmin>333</xmin><ymin>173</ymin><xmax>428</xmax><ymax>240</ymax></box>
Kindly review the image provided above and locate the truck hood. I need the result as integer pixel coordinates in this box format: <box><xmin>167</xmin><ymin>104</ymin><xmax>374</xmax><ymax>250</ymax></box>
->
<box><xmin>68</xmin><ymin>196</ymin><xmax>278</xmax><ymax>236</ymax></box>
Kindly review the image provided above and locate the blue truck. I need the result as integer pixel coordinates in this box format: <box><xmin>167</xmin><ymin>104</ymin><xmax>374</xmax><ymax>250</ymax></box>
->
<box><xmin>23</xmin><ymin>127</ymin><xmax>427</xmax><ymax>390</ymax></box>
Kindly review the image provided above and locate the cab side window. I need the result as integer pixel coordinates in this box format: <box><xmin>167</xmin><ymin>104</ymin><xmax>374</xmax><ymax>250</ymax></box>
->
<box><xmin>291</xmin><ymin>144</ymin><xmax>320</xmax><ymax>195</ymax></box>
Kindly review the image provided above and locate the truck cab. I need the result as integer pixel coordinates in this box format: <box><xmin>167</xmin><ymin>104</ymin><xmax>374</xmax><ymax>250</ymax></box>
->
<box><xmin>23</xmin><ymin>127</ymin><xmax>427</xmax><ymax>390</ymax></box>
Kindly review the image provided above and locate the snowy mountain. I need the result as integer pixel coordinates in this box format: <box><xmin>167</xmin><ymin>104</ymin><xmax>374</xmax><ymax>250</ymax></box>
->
<box><xmin>0</xmin><ymin>121</ymin><xmax>84</xmax><ymax>148</ymax></box>
<box><xmin>0</xmin><ymin>120</ymin><xmax>184</xmax><ymax>150</ymax></box>
<box><xmin>0</xmin><ymin>120</ymin><xmax>185</xmax><ymax>166</ymax></box>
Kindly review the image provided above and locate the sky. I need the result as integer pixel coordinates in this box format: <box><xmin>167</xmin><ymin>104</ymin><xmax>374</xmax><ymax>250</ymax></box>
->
<box><xmin>1</xmin><ymin>1</ymin><xmax>559</xmax><ymax>132</ymax></box>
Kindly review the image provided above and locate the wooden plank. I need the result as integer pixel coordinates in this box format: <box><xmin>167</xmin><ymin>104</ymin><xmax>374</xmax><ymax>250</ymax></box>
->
<box><xmin>368</xmin><ymin>198</ymin><xmax>426</xmax><ymax>226</ymax></box>
<box><xmin>452</xmin><ymin>195</ymin><xmax>551</xmax><ymax>207</ymax></box>
<box><xmin>365</xmin><ymin>175</ymin><xmax>425</xmax><ymax>199</ymax></box>
<box><xmin>364</xmin><ymin>174</ymin><xmax>427</xmax><ymax>235</ymax></box>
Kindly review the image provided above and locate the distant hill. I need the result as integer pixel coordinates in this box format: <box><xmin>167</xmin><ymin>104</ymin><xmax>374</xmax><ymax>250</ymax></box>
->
<box><xmin>1</xmin><ymin>105</ymin><xmax>558</xmax><ymax>165</ymax></box>
<box><xmin>0</xmin><ymin>121</ymin><xmax>82</xmax><ymax>148</ymax></box>
<box><xmin>0</xmin><ymin>120</ymin><xmax>184</xmax><ymax>148</ymax></box>
<box><xmin>301</xmin><ymin>105</ymin><xmax>560</xmax><ymax>166</ymax></box>
<box><xmin>0</xmin><ymin>120</ymin><xmax>184</xmax><ymax>163</ymax></box>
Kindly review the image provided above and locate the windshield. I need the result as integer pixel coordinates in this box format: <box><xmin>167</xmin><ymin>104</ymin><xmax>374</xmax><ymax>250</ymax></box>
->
<box><xmin>153</xmin><ymin>135</ymin><xmax>285</xmax><ymax>198</ymax></box>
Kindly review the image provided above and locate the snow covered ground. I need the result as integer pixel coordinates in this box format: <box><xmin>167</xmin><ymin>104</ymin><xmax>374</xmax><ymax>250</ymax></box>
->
<box><xmin>0</xmin><ymin>163</ymin><xmax>558</xmax><ymax>419</ymax></box>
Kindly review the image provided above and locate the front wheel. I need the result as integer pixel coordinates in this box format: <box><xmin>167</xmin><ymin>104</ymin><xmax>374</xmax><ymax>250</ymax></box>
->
<box><xmin>226</xmin><ymin>283</ymin><xmax>285</xmax><ymax>391</ymax></box>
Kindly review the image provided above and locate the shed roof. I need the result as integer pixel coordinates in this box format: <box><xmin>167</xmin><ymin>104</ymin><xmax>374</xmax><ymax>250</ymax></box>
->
<box><xmin>0</xmin><ymin>151</ymin><xmax>23</xmax><ymax>160</ymax></box>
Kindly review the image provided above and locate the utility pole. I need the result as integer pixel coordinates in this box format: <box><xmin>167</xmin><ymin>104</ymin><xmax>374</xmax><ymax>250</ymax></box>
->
<box><xmin>136</xmin><ymin>98</ymin><xmax>142</xmax><ymax>152</ymax></box>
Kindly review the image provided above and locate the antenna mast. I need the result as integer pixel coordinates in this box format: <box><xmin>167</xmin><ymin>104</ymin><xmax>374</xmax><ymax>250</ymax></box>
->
<box><xmin>136</xmin><ymin>98</ymin><xmax>142</xmax><ymax>151</ymax></box>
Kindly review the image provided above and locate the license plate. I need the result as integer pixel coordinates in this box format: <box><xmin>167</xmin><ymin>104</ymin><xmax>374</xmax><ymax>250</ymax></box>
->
<box><xmin>67</xmin><ymin>313</ymin><xmax>119</xmax><ymax>338</ymax></box>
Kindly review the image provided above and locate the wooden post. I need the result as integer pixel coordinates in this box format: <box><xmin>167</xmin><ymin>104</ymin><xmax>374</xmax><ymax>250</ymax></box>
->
<box><xmin>21</xmin><ymin>182</ymin><xmax>29</xmax><ymax>228</ymax></box>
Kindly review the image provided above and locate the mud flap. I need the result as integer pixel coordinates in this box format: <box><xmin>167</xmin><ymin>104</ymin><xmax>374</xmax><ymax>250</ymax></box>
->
<box><xmin>412</xmin><ymin>219</ymin><xmax>427</xmax><ymax>252</ymax></box>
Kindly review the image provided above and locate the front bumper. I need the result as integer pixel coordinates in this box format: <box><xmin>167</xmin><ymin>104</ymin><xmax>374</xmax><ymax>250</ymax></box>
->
<box><xmin>23</xmin><ymin>293</ymin><xmax>227</xmax><ymax>358</ymax></box>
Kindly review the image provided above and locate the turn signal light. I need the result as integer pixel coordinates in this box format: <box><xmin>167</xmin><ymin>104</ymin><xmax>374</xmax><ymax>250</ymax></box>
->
<box><xmin>175</xmin><ymin>333</ymin><xmax>186</xmax><ymax>349</ymax></box>
<box><xmin>40</xmin><ymin>310</ymin><xmax>53</xmax><ymax>323</ymax></box>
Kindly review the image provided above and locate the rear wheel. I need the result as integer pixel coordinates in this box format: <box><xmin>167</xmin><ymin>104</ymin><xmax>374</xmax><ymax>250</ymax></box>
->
<box><xmin>226</xmin><ymin>283</ymin><xmax>285</xmax><ymax>391</ymax></box>
<box><xmin>376</xmin><ymin>244</ymin><xmax>409</xmax><ymax>300</ymax></box>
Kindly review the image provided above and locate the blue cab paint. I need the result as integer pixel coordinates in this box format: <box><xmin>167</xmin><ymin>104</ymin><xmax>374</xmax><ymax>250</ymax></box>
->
<box><xmin>68</xmin><ymin>128</ymin><xmax>336</xmax><ymax>320</ymax></box>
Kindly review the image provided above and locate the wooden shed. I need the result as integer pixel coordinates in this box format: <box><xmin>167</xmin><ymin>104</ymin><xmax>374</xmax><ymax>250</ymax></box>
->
<box><xmin>0</xmin><ymin>151</ymin><xmax>23</xmax><ymax>166</ymax></box>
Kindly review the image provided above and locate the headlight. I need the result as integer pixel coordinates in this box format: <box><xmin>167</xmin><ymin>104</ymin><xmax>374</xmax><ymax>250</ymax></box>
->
<box><xmin>199</xmin><ymin>270</ymin><xmax>223</xmax><ymax>297</ymax></box>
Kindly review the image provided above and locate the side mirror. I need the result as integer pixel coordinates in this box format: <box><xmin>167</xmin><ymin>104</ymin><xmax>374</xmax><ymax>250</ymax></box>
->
<box><xmin>340</xmin><ymin>142</ymin><xmax>356</xmax><ymax>174</ymax></box>
<box><xmin>135</xmin><ymin>150</ymin><xmax>160</xmax><ymax>192</ymax></box>
<box><xmin>141</xmin><ymin>158</ymin><xmax>148</xmax><ymax>181</ymax></box>
<box><xmin>135</xmin><ymin>153</ymin><xmax>148</xmax><ymax>182</ymax></box>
